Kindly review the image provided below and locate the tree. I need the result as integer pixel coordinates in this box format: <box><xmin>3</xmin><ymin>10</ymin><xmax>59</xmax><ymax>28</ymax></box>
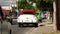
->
<box><xmin>36</xmin><ymin>0</ymin><xmax>53</xmax><ymax>11</ymax></box>
<box><xmin>29</xmin><ymin>0</ymin><xmax>53</xmax><ymax>11</ymax></box>
<box><xmin>17</xmin><ymin>0</ymin><xmax>36</xmax><ymax>10</ymax></box>
<box><xmin>53</xmin><ymin>0</ymin><xmax>57</xmax><ymax>31</ymax></box>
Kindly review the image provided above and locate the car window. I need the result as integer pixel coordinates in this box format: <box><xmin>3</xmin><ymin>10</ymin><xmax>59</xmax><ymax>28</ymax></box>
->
<box><xmin>23</xmin><ymin>12</ymin><xmax>34</xmax><ymax>15</ymax></box>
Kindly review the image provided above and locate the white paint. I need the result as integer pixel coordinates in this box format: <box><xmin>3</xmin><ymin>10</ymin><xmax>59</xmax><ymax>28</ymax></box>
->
<box><xmin>17</xmin><ymin>15</ymin><xmax>38</xmax><ymax>23</ymax></box>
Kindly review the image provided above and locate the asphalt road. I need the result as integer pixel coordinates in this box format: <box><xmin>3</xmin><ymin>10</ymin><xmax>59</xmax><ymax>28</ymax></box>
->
<box><xmin>11</xmin><ymin>25</ymin><xmax>35</xmax><ymax>34</ymax></box>
<box><xmin>12</xmin><ymin>19</ymin><xmax>36</xmax><ymax>34</ymax></box>
<box><xmin>11</xmin><ymin>24</ymin><xmax>53</xmax><ymax>34</ymax></box>
<box><xmin>11</xmin><ymin>19</ymin><xmax>53</xmax><ymax>34</ymax></box>
<box><xmin>11</xmin><ymin>19</ymin><xmax>42</xmax><ymax>34</ymax></box>
<box><xmin>0</xmin><ymin>18</ymin><xmax>53</xmax><ymax>34</ymax></box>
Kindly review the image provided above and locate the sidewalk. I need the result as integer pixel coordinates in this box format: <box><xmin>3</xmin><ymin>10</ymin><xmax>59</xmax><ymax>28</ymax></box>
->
<box><xmin>38</xmin><ymin>19</ymin><xmax>53</xmax><ymax>27</ymax></box>
<box><xmin>27</xmin><ymin>26</ymin><xmax>54</xmax><ymax>34</ymax></box>
<box><xmin>27</xmin><ymin>19</ymin><xmax>54</xmax><ymax>34</ymax></box>
<box><xmin>42</xmin><ymin>19</ymin><xmax>53</xmax><ymax>26</ymax></box>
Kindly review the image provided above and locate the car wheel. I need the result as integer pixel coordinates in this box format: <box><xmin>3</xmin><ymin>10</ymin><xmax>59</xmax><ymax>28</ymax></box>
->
<box><xmin>35</xmin><ymin>23</ymin><xmax>38</xmax><ymax>27</ymax></box>
<box><xmin>18</xmin><ymin>23</ymin><xmax>22</xmax><ymax>27</ymax></box>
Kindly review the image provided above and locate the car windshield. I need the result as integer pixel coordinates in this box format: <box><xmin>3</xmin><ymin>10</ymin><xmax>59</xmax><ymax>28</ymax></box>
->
<box><xmin>23</xmin><ymin>12</ymin><xmax>34</xmax><ymax>15</ymax></box>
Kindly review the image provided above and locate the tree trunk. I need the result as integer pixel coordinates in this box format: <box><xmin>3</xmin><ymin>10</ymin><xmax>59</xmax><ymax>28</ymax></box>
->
<box><xmin>53</xmin><ymin>0</ymin><xmax>57</xmax><ymax>31</ymax></box>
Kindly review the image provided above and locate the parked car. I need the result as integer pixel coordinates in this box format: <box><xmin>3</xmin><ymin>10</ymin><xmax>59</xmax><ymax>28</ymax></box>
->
<box><xmin>17</xmin><ymin>10</ymin><xmax>38</xmax><ymax>27</ymax></box>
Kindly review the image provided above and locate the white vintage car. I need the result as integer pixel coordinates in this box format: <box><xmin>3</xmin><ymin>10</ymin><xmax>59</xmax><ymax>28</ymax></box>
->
<box><xmin>17</xmin><ymin>10</ymin><xmax>38</xmax><ymax>27</ymax></box>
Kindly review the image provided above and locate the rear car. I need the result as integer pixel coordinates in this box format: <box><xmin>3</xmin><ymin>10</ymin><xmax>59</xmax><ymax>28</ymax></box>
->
<box><xmin>17</xmin><ymin>10</ymin><xmax>38</xmax><ymax>27</ymax></box>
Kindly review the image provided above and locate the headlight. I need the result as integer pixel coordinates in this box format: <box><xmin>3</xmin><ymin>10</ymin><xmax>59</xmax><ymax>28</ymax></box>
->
<box><xmin>17</xmin><ymin>19</ymin><xmax>22</xmax><ymax>22</ymax></box>
<box><xmin>32</xmin><ymin>17</ymin><xmax>38</xmax><ymax>22</ymax></box>
<box><xmin>33</xmin><ymin>19</ymin><xmax>37</xmax><ymax>22</ymax></box>
<box><xmin>20</xmin><ymin>20</ymin><xmax>22</xmax><ymax>22</ymax></box>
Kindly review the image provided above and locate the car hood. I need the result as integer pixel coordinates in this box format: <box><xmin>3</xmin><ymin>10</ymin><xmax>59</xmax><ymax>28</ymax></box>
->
<box><xmin>17</xmin><ymin>14</ymin><xmax>37</xmax><ymax>20</ymax></box>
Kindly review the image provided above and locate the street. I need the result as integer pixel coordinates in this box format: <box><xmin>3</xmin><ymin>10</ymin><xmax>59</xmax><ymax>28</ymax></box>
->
<box><xmin>12</xmin><ymin>25</ymin><xmax>35</xmax><ymax>34</ymax></box>
<box><xmin>11</xmin><ymin>19</ymin><xmax>53</xmax><ymax>34</ymax></box>
<box><xmin>11</xmin><ymin>24</ymin><xmax>53</xmax><ymax>34</ymax></box>
<box><xmin>0</xmin><ymin>19</ymin><xmax>53</xmax><ymax>34</ymax></box>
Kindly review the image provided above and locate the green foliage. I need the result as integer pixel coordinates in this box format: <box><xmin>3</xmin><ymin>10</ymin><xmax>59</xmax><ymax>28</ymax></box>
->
<box><xmin>36</xmin><ymin>0</ymin><xmax>53</xmax><ymax>11</ymax></box>
<box><xmin>17</xmin><ymin>0</ymin><xmax>36</xmax><ymax>10</ymax></box>
<box><xmin>29</xmin><ymin>0</ymin><xmax>53</xmax><ymax>11</ymax></box>
<box><xmin>17</xmin><ymin>0</ymin><xmax>53</xmax><ymax>11</ymax></box>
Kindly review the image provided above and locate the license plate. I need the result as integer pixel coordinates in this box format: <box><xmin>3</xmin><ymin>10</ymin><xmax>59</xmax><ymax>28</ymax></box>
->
<box><xmin>23</xmin><ymin>20</ymin><xmax>31</xmax><ymax>22</ymax></box>
<box><xmin>24</xmin><ymin>20</ymin><xmax>29</xmax><ymax>22</ymax></box>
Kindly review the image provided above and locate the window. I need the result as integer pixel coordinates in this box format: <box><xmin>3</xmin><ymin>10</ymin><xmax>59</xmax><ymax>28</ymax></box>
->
<box><xmin>23</xmin><ymin>12</ymin><xmax>34</xmax><ymax>14</ymax></box>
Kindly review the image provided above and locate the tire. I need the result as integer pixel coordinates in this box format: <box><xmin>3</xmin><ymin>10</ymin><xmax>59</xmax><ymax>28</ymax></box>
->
<box><xmin>35</xmin><ymin>23</ymin><xmax>38</xmax><ymax>27</ymax></box>
<box><xmin>18</xmin><ymin>23</ymin><xmax>22</xmax><ymax>27</ymax></box>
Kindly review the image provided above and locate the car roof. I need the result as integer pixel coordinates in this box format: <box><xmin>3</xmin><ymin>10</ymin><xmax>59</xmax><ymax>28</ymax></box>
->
<box><xmin>20</xmin><ymin>10</ymin><xmax>35</xmax><ymax>13</ymax></box>
<box><xmin>20</xmin><ymin>10</ymin><xmax>35</xmax><ymax>15</ymax></box>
